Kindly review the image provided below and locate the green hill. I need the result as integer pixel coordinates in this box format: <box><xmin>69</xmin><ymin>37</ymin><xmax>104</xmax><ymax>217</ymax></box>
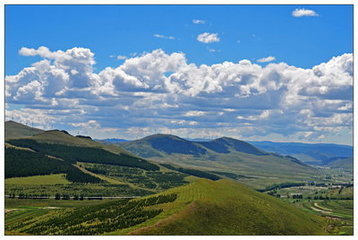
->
<box><xmin>118</xmin><ymin>134</ymin><xmax>317</xmax><ymax>188</ymax></box>
<box><xmin>128</xmin><ymin>179</ymin><xmax>327</xmax><ymax>235</ymax></box>
<box><xmin>119</xmin><ymin>134</ymin><xmax>205</xmax><ymax>158</ymax></box>
<box><xmin>119</xmin><ymin>134</ymin><xmax>266</xmax><ymax>157</ymax></box>
<box><xmin>25</xmin><ymin>129</ymin><xmax>137</xmax><ymax>157</ymax></box>
<box><xmin>5</xmin><ymin>179</ymin><xmax>327</xmax><ymax>235</ymax></box>
<box><xmin>199</xmin><ymin>137</ymin><xmax>267</xmax><ymax>155</ymax></box>
<box><xmin>5</xmin><ymin>121</ymin><xmax>44</xmax><ymax>139</ymax></box>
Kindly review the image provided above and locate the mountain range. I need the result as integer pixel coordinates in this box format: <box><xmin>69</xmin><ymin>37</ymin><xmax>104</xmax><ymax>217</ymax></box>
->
<box><xmin>115</xmin><ymin>134</ymin><xmax>322</xmax><ymax>189</ymax></box>
<box><xmin>99</xmin><ymin>135</ymin><xmax>352</xmax><ymax>171</ymax></box>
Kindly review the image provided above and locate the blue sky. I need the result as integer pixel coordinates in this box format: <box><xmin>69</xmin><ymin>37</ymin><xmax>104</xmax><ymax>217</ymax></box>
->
<box><xmin>5</xmin><ymin>5</ymin><xmax>353</xmax><ymax>145</ymax></box>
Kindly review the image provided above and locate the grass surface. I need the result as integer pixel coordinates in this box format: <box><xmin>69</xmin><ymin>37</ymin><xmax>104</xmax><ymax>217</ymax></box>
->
<box><xmin>111</xmin><ymin>179</ymin><xmax>327</xmax><ymax>235</ymax></box>
<box><xmin>6</xmin><ymin>174</ymin><xmax>71</xmax><ymax>185</ymax></box>
<box><xmin>5</xmin><ymin>121</ymin><xmax>44</xmax><ymax>139</ymax></box>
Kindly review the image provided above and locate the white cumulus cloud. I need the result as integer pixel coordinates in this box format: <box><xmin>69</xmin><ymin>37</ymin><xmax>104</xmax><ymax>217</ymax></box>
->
<box><xmin>5</xmin><ymin>46</ymin><xmax>353</xmax><ymax>144</ymax></box>
<box><xmin>197</xmin><ymin>33</ymin><xmax>220</xmax><ymax>43</ymax></box>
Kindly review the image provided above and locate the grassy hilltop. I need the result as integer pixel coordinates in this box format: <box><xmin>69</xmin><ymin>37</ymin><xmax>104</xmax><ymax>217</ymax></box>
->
<box><xmin>6</xmin><ymin>179</ymin><xmax>327</xmax><ymax>235</ymax></box>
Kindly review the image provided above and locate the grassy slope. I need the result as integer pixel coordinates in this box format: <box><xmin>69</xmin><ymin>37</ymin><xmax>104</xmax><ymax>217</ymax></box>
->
<box><xmin>5</xmin><ymin>121</ymin><xmax>44</xmax><ymax>139</ymax></box>
<box><xmin>111</xmin><ymin>179</ymin><xmax>326</xmax><ymax>235</ymax></box>
<box><xmin>147</xmin><ymin>152</ymin><xmax>317</xmax><ymax>189</ymax></box>
<box><xmin>5</xmin><ymin>174</ymin><xmax>71</xmax><ymax>185</ymax></box>
<box><xmin>292</xmin><ymin>199</ymin><xmax>353</xmax><ymax>235</ymax></box>
<box><xmin>28</xmin><ymin>130</ymin><xmax>137</xmax><ymax>157</ymax></box>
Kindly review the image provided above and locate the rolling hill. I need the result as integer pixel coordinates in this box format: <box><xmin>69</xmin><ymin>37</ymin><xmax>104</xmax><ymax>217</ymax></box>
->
<box><xmin>118</xmin><ymin>134</ymin><xmax>318</xmax><ymax>188</ymax></box>
<box><xmin>5</xmin><ymin>120</ymin><xmax>44</xmax><ymax>139</ymax></box>
<box><xmin>119</xmin><ymin>134</ymin><xmax>267</xmax><ymax>157</ymax></box>
<box><xmin>5</xmin><ymin>179</ymin><xmax>328</xmax><ymax>235</ymax></box>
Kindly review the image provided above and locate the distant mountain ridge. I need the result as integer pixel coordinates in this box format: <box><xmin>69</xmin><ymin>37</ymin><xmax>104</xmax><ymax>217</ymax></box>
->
<box><xmin>98</xmin><ymin>136</ymin><xmax>353</xmax><ymax>167</ymax></box>
<box><xmin>248</xmin><ymin>141</ymin><xmax>353</xmax><ymax>166</ymax></box>
<box><xmin>119</xmin><ymin>134</ymin><xmax>268</xmax><ymax>158</ymax></box>
<box><xmin>117</xmin><ymin>134</ymin><xmax>318</xmax><ymax>187</ymax></box>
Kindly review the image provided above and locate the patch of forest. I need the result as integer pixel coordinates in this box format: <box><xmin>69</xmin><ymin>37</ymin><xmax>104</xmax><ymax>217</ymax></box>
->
<box><xmin>7</xmin><ymin>139</ymin><xmax>159</xmax><ymax>171</ymax></box>
<box><xmin>5</xmin><ymin>148</ymin><xmax>102</xmax><ymax>183</ymax></box>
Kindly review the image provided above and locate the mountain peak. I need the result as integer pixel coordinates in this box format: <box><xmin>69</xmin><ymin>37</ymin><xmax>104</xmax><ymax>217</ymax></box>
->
<box><xmin>141</xmin><ymin>134</ymin><xmax>185</xmax><ymax>141</ymax></box>
<box><xmin>127</xmin><ymin>133</ymin><xmax>207</xmax><ymax>156</ymax></box>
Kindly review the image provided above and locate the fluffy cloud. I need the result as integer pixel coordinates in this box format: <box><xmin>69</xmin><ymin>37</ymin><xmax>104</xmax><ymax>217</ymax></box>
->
<box><xmin>5</xmin><ymin>46</ymin><xmax>353</xmax><ymax>144</ymax></box>
<box><xmin>197</xmin><ymin>33</ymin><xmax>220</xmax><ymax>43</ymax></box>
<box><xmin>292</xmin><ymin>8</ymin><xmax>319</xmax><ymax>17</ymax></box>
<box><xmin>7</xmin><ymin>46</ymin><xmax>99</xmax><ymax>104</ymax></box>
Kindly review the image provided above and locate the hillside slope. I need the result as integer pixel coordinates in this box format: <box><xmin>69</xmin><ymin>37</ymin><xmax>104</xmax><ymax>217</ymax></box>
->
<box><xmin>126</xmin><ymin>179</ymin><xmax>327</xmax><ymax>235</ymax></box>
<box><xmin>7</xmin><ymin>131</ymin><xmax>160</xmax><ymax>172</ymax></box>
<box><xmin>118</xmin><ymin>134</ymin><xmax>317</xmax><ymax>187</ymax></box>
<box><xmin>5</xmin><ymin>179</ymin><xmax>327</xmax><ymax>235</ymax></box>
<box><xmin>5</xmin><ymin>121</ymin><xmax>44</xmax><ymax>139</ymax></box>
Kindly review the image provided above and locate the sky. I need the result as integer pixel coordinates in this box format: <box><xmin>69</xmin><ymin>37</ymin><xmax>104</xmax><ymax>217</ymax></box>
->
<box><xmin>4</xmin><ymin>5</ymin><xmax>353</xmax><ymax>145</ymax></box>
